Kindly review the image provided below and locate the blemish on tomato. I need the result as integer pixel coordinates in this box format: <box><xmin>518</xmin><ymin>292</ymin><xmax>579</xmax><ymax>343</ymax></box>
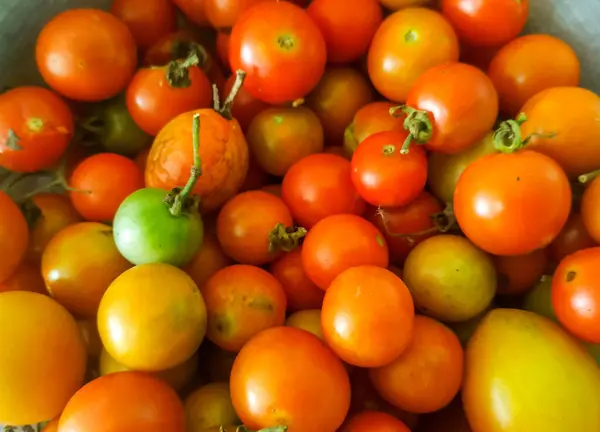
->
<box><xmin>566</xmin><ymin>270</ymin><xmax>576</xmax><ymax>282</ymax></box>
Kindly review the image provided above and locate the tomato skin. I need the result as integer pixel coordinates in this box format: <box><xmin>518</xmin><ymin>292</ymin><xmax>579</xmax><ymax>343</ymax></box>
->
<box><xmin>552</xmin><ymin>212</ymin><xmax>597</xmax><ymax>264</ymax></box>
<box><xmin>285</xmin><ymin>309</ymin><xmax>324</xmax><ymax>340</ymax></box>
<box><xmin>205</xmin><ymin>0</ymin><xmax>276</xmax><ymax>29</ymax></box>
<box><xmin>405</xmin><ymin>62</ymin><xmax>499</xmax><ymax>154</ymax></box>
<box><xmin>282</xmin><ymin>153</ymin><xmax>366</xmax><ymax>229</ymax></box>
<box><xmin>0</xmin><ymin>261</ymin><xmax>47</xmax><ymax>294</ymax></box>
<box><xmin>173</xmin><ymin>0</ymin><xmax>210</xmax><ymax>26</ymax></box>
<box><xmin>184</xmin><ymin>382</ymin><xmax>239</xmax><ymax>431</ymax></box>
<box><xmin>488</xmin><ymin>34</ymin><xmax>580</xmax><ymax>117</ymax></box>
<box><xmin>368</xmin><ymin>8</ymin><xmax>459</xmax><ymax>103</ymax></box>
<box><xmin>441</xmin><ymin>0</ymin><xmax>529</xmax><ymax>47</ymax></box>
<box><xmin>229</xmin><ymin>1</ymin><xmax>327</xmax><ymax>104</ymax></box>
<box><xmin>351</xmin><ymin>130</ymin><xmax>427</xmax><ymax>207</ymax></box>
<box><xmin>302</xmin><ymin>214</ymin><xmax>389</xmax><ymax>290</ymax></box>
<box><xmin>582</xmin><ymin>177</ymin><xmax>600</xmax><ymax>244</ymax></box>
<box><xmin>307</xmin><ymin>0</ymin><xmax>383</xmax><ymax>64</ymax></box>
<box><xmin>0</xmin><ymin>87</ymin><xmax>73</xmax><ymax>172</ymax></box>
<box><xmin>322</xmin><ymin>266</ymin><xmax>414</xmax><ymax>367</ymax></box>
<box><xmin>493</xmin><ymin>248</ymin><xmax>549</xmax><ymax>295</ymax></box>
<box><xmin>216</xmin><ymin>32</ymin><xmax>231</xmax><ymax>71</ymax></box>
<box><xmin>36</xmin><ymin>9</ymin><xmax>137</xmax><ymax>102</ymax></box>
<box><xmin>230</xmin><ymin>326</ymin><xmax>351</xmax><ymax>432</ymax></box>
<box><xmin>224</xmin><ymin>74</ymin><xmax>270</xmax><ymax>133</ymax></box>
<box><xmin>380</xmin><ymin>0</ymin><xmax>431</xmax><ymax>9</ymax></box>
<box><xmin>111</xmin><ymin>0</ymin><xmax>176</xmax><ymax>50</ymax></box>
<box><xmin>341</xmin><ymin>411</ymin><xmax>411</xmax><ymax>432</ymax></box>
<box><xmin>454</xmin><ymin>151</ymin><xmax>572</xmax><ymax>256</ymax></box>
<box><xmin>184</xmin><ymin>232</ymin><xmax>233</xmax><ymax>289</ymax></box>
<box><xmin>58</xmin><ymin>372</ymin><xmax>186</xmax><ymax>432</ymax></box>
<box><xmin>0</xmin><ymin>191</ymin><xmax>29</xmax><ymax>283</ymax></box>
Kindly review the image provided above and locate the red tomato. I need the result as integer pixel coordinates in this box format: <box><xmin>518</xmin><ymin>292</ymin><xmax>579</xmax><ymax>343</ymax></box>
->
<box><xmin>230</xmin><ymin>326</ymin><xmax>351</xmax><ymax>432</ymax></box>
<box><xmin>368</xmin><ymin>8</ymin><xmax>459</xmax><ymax>102</ymax></box>
<box><xmin>552</xmin><ymin>247</ymin><xmax>600</xmax><ymax>344</ymax></box>
<box><xmin>69</xmin><ymin>153</ymin><xmax>144</xmax><ymax>223</ymax></box>
<box><xmin>269</xmin><ymin>248</ymin><xmax>325</xmax><ymax>311</ymax></box>
<box><xmin>493</xmin><ymin>248</ymin><xmax>549</xmax><ymax>295</ymax></box>
<box><xmin>322</xmin><ymin>265</ymin><xmax>414</xmax><ymax>367</ymax></box>
<box><xmin>173</xmin><ymin>0</ymin><xmax>210</xmax><ymax>26</ymax></box>
<box><xmin>205</xmin><ymin>0</ymin><xmax>277</xmax><ymax>29</ymax></box>
<box><xmin>58</xmin><ymin>372</ymin><xmax>186</xmax><ymax>432</ymax></box>
<box><xmin>459</xmin><ymin>43</ymin><xmax>501</xmax><ymax>72</ymax></box>
<box><xmin>216</xmin><ymin>32</ymin><xmax>231</xmax><ymax>71</ymax></box>
<box><xmin>126</xmin><ymin>61</ymin><xmax>212</xmax><ymax>136</ymax></box>
<box><xmin>0</xmin><ymin>87</ymin><xmax>73</xmax><ymax>172</ymax></box>
<box><xmin>302</xmin><ymin>214</ymin><xmax>389</xmax><ymax>290</ymax></box>
<box><xmin>36</xmin><ymin>9</ymin><xmax>137</xmax><ymax>101</ymax></box>
<box><xmin>442</xmin><ymin>0</ymin><xmax>529</xmax><ymax>47</ymax></box>
<box><xmin>582</xmin><ymin>176</ymin><xmax>600</xmax><ymax>244</ymax></box>
<box><xmin>0</xmin><ymin>191</ymin><xmax>28</xmax><ymax>283</ymax></box>
<box><xmin>307</xmin><ymin>0</ymin><xmax>382</xmax><ymax>64</ymax></box>
<box><xmin>341</xmin><ymin>411</ymin><xmax>411</xmax><ymax>432</ymax></box>
<box><xmin>282</xmin><ymin>153</ymin><xmax>366</xmax><ymax>229</ymax></box>
<box><xmin>403</xmin><ymin>62</ymin><xmax>498</xmax><ymax>154</ymax></box>
<box><xmin>238</xmin><ymin>156</ymin><xmax>270</xmax><ymax>193</ymax></box>
<box><xmin>454</xmin><ymin>151</ymin><xmax>571</xmax><ymax>256</ymax></box>
<box><xmin>551</xmin><ymin>212</ymin><xmax>597</xmax><ymax>264</ymax></box>
<box><xmin>110</xmin><ymin>0</ymin><xmax>176</xmax><ymax>50</ymax></box>
<box><xmin>351</xmin><ymin>130</ymin><xmax>427</xmax><ymax>207</ymax></box>
<box><xmin>229</xmin><ymin>1</ymin><xmax>326</xmax><ymax>104</ymax></box>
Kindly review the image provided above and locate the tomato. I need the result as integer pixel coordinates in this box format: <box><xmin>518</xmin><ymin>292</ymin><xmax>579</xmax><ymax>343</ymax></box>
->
<box><xmin>247</xmin><ymin>107</ymin><xmax>324</xmax><ymax>176</ymax></box>
<box><xmin>134</xmin><ymin>147</ymin><xmax>150</xmax><ymax>172</ymax></box>
<box><xmin>307</xmin><ymin>0</ymin><xmax>382</xmax><ymax>64</ymax></box>
<box><xmin>518</xmin><ymin>87</ymin><xmax>600</xmax><ymax>177</ymax></box>
<box><xmin>459</xmin><ymin>43</ymin><xmax>501</xmax><ymax>72</ymax></box>
<box><xmin>282</xmin><ymin>153</ymin><xmax>366</xmax><ymax>228</ymax></box>
<box><xmin>417</xmin><ymin>397</ymin><xmax>472</xmax><ymax>432</ymax></box>
<box><xmin>217</xmin><ymin>191</ymin><xmax>304</xmax><ymax>265</ymax></box>
<box><xmin>98</xmin><ymin>263</ymin><xmax>207</xmax><ymax>370</ymax></box>
<box><xmin>344</xmin><ymin>101</ymin><xmax>405</xmax><ymax>156</ymax></box>
<box><xmin>205</xmin><ymin>0</ymin><xmax>276</xmax><ymax>29</ymax></box>
<box><xmin>454</xmin><ymin>150</ymin><xmax>571</xmax><ymax>256</ymax></box>
<box><xmin>463</xmin><ymin>309</ymin><xmax>600</xmax><ymax>432</ymax></box>
<box><xmin>370</xmin><ymin>315</ymin><xmax>464</xmax><ymax>414</ymax></box>
<box><xmin>216</xmin><ymin>32</ymin><xmax>231</xmax><ymax>70</ymax></box>
<box><xmin>0</xmin><ymin>87</ymin><xmax>73</xmax><ymax>172</ymax></box>
<box><xmin>0</xmin><ymin>261</ymin><xmax>46</xmax><ymax>294</ymax></box>
<box><xmin>522</xmin><ymin>275</ymin><xmax>557</xmax><ymax>322</ymax></box>
<box><xmin>77</xmin><ymin>319</ymin><xmax>103</xmax><ymax>359</ymax></box>
<box><xmin>173</xmin><ymin>0</ymin><xmax>210</xmax><ymax>26</ymax></box>
<box><xmin>551</xmin><ymin>212</ymin><xmax>596</xmax><ymax>265</ymax></box>
<box><xmin>324</xmin><ymin>145</ymin><xmax>349</xmax><ymax>159</ymax></box>
<box><xmin>351</xmin><ymin>130</ymin><xmax>427</xmax><ymax>207</ymax></box>
<box><xmin>0</xmin><ymin>292</ymin><xmax>87</xmax><ymax>426</ymax></box>
<box><xmin>126</xmin><ymin>59</ymin><xmax>213</xmax><ymax>136</ymax></box>
<box><xmin>0</xmin><ymin>191</ymin><xmax>28</xmax><ymax>282</ymax></box>
<box><xmin>401</xmin><ymin>62</ymin><xmax>498</xmax><ymax>154</ymax></box>
<box><xmin>229</xmin><ymin>1</ymin><xmax>327</xmax><ymax>104</ymax></box>
<box><xmin>302</xmin><ymin>214</ymin><xmax>389</xmax><ymax>290</ymax></box>
<box><xmin>403</xmin><ymin>235</ymin><xmax>496</xmax><ymax>322</ymax></box>
<box><xmin>307</xmin><ymin>67</ymin><xmax>374</xmax><ymax>146</ymax></box>
<box><xmin>36</xmin><ymin>9</ymin><xmax>137</xmax><ymax>101</ymax></box>
<box><xmin>269</xmin><ymin>247</ymin><xmax>325</xmax><ymax>311</ymax></box>
<box><xmin>552</xmin><ymin>247</ymin><xmax>600</xmax><ymax>344</ymax></box>
<box><xmin>441</xmin><ymin>0</ymin><xmax>529</xmax><ymax>47</ymax></box>
<box><xmin>493</xmin><ymin>248</ymin><xmax>549</xmax><ymax>295</ymax></box>
<box><xmin>43</xmin><ymin>419</ymin><xmax>59</xmax><ymax>432</ymax></box>
<box><xmin>224</xmin><ymin>74</ymin><xmax>270</xmax><ymax>133</ymax></box>
<box><xmin>341</xmin><ymin>411</ymin><xmax>411</xmax><ymax>432</ymax></box>
<box><xmin>379</xmin><ymin>0</ymin><xmax>431</xmax><ymax>9</ymax></box>
<box><xmin>238</xmin><ymin>155</ymin><xmax>270</xmax><ymax>193</ymax></box>
<box><xmin>230</xmin><ymin>326</ymin><xmax>351</xmax><ymax>432</ymax></box>
<box><xmin>69</xmin><ymin>153</ymin><xmax>144</xmax><ymax>223</ymax></box>
<box><xmin>201</xmin><ymin>264</ymin><xmax>287</xmax><ymax>352</ymax></box>
<box><xmin>322</xmin><ymin>265</ymin><xmax>414</xmax><ymax>367</ymax></box>
<box><xmin>368</xmin><ymin>8</ymin><xmax>459</xmax><ymax>102</ymax></box>
<box><xmin>261</xmin><ymin>183</ymin><xmax>283</xmax><ymax>197</ymax></box>
<box><xmin>183</xmin><ymin>232</ymin><xmax>233</xmax><ymax>289</ymax></box>
<box><xmin>58</xmin><ymin>372</ymin><xmax>186</xmax><ymax>432</ymax></box>
<box><xmin>488</xmin><ymin>34</ymin><xmax>580</xmax><ymax>117</ymax></box>
<box><xmin>366</xmin><ymin>191</ymin><xmax>444</xmax><ymax>266</ymax></box>
<box><xmin>184</xmin><ymin>382</ymin><xmax>239</xmax><ymax>432</ymax></box>
<box><xmin>581</xmin><ymin>175</ymin><xmax>600</xmax><ymax>244</ymax></box>
<box><xmin>285</xmin><ymin>309</ymin><xmax>324</xmax><ymax>340</ymax></box>
<box><xmin>111</xmin><ymin>0</ymin><xmax>176</xmax><ymax>50</ymax></box>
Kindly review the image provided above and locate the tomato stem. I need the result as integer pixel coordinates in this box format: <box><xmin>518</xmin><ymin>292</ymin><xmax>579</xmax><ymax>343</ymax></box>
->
<box><xmin>268</xmin><ymin>223</ymin><xmax>307</xmax><ymax>253</ymax></box>
<box><xmin>236</xmin><ymin>426</ymin><xmax>289</xmax><ymax>432</ymax></box>
<box><xmin>212</xmin><ymin>84</ymin><xmax>221</xmax><ymax>112</ymax></box>
<box><xmin>219</xmin><ymin>69</ymin><xmax>247</xmax><ymax>120</ymax></box>
<box><xmin>493</xmin><ymin>113</ymin><xmax>528</xmax><ymax>153</ymax></box>
<box><xmin>291</xmin><ymin>98</ymin><xmax>304</xmax><ymax>108</ymax></box>
<box><xmin>391</xmin><ymin>105</ymin><xmax>432</xmax><ymax>154</ymax></box>
<box><xmin>579</xmin><ymin>169</ymin><xmax>600</xmax><ymax>184</ymax></box>
<box><xmin>375</xmin><ymin>202</ymin><xmax>457</xmax><ymax>239</ymax></box>
<box><xmin>166</xmin><ymin>51</ymin><xmax>200</xmax><ymax>88</ymax></box>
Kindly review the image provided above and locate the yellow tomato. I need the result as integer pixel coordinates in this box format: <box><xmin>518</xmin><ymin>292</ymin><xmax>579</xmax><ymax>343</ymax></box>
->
<box><xmin>285</xmin><ymin>309</ymin><xmax>325</xmax><ymax>341</ymax></box>
<box><xmin>184</xmin><ymin>382</ymin><xmax>239</xmax><ymax>432</ymax></box>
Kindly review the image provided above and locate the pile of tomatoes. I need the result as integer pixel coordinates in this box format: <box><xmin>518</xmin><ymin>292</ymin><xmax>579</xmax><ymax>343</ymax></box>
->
<box><xmin>1</xmin><ymin>0</ymin><xmax>600</xmax><ymax>431</ymax></box>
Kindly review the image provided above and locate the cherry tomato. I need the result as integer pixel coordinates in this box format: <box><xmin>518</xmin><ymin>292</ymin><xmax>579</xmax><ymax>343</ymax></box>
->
<box><xmin>454</xmin><ymin>151</ymin><xmax>571</xmax><ymax>256</ymax></box>
<box><xmin>582</xmin><ymin>176</ymin><xmax>600</xmax><ymax>244</ymax></box>
<box><xmin>77</xmin><ymin>318</ymin><xmax>103</xmax><ymax>359</ymax></box>
<box><xmin>173</xmin><ymin>0</ymin><xmax>211</xmax><ymax>26</ymax></box>
<box><xmin>0</xmin><ymin>87</ymin><xmax>73</xmax><ymax>172</ymax></box>
<box><xmin>366</xmin><ymin>191</ymin><xmax>444</xmax><ymax>266</ymax></box>
<box><xmin>184</xmin><ymin>232</ymin><xmax>233</xmax><ymax>289</ymax></box>
<box><xmin>230</xmin><ymin>326</ymin><xmax>351</xmax><ymax>432</ymax></box>
<box><xmin>261</xmin><ymin>183</ymin><xmax>283</xmax><ymax>197</ymax></box>
<box><xmin>111</xmin><ymin>0</ymin><xmax>176</xmax><ymax>50</ymax></box>
<box><xmin>460</xmin><ymin>43</ymin><xmax>501</xmax><ymax>72</ymax></box>
<box><xmin>341</xmin><ymin>411</ymin><xmax>411</xmax><ymax>432</ymax></box>
<box><xmin>247</xmin><ymin>107</ymin><xmax>324</xmax><ymax>176</ymax></box>
<box><xmin>307</xmin><ymin>67</ymin><xmax>374</xmax><ymax>146</ymax></box>
<box><xmin>42</xmin><ymin>419</ymin><xmax>59</xmax><ymax>432</ymax></box>
<box><xmin>379</xmin><ymin>0</ymin><xmax>431</xmax><ymax>9</ymax></box>
<box><xmin>302</xmin><ymin>214</ymin><xmax>389</xmax><ymax>290</ymax></box>
<box><xmin>368</xmin><ymin>8</ymin><xmax>459</xmax><ymax>102</ymax></box>
<box><xmin>351</xmin><ymin>130</ymin><xmax>427</xmax><ymax>207</ymax></box>
<box><xmin>201</xmin><ymin>265</ymin><xmax>287</xmax><ymax>352</ymax></box>
<box><xmin>216</xmin><ymin>32</ymin><xmax>231</xmax><ymax>70</ymax></box>
<box><xmin>307</xmin><ymin>0</ymin><xmax>382</xmax><ymax>64</ymax></box>
<box><xmin>488</xmin><ymin>34</ymin><xmax>580</xmax><ymax>116</ymax></box>
<box><xmin>69</xmin><ymin>153</ymin><xmax>144</xmax><ymax>223</ymax></box>
<box><xmin>285</xmin><ymin>309</ymin><xmax>324</xmax><ymax>340</ymax></box>
<box><xmin>238</xmin><ymin>155</ymin><xmax>270</xmax><ymax>193</ymax></box>
<box><xmin>224</xmin><ymin>73</ymin><xmax>270</xmax><ymax>132</ymax></box>
<box><xmin>58</xmin><ymin>372</ymin><xmax>186</xmax><ymax>432</ymax></box>
<box><xmin>0</xmin><ymin>191</ymin><xmax>28</xmax><ymax>283</ymax></box>
<box><xmin>552</xmin><ymin>247</ymin><xmax>600</xmax><ymax>344</ymax></box>
<box><xmin>229</xmin><ymin>1</ymin><xmax>327</xmax><ymax>104</ymax></box>
<box><xmin>369</xmin><ymin>315</ymin><xmax>464</xmax><ymax>414</ymax></box>
<box><xmin>441</xmin><ymin>0</ymin><xmax>529</xmax><ymax>47</ymax></box>
<box><xmin>184</xmin><ymin>382</ymin><xmax>239</xmax><ymax>431</ymax></box>
<box><xmin>36</xmin><ymin>9</ymin><xmax>137</xmax><ymax>101</ymax></box>
<box><xmin>134</xmin><ymin>147</ymin><xmax>150</xmax><ymax>173</ymax></box>
<box><xmin>282</xmin><ymin>153</ymin><xmax>366</xmax><ymax>229</ymax></box>
<box><xmin>0</xmin><ymin>261</ymin><xmax>46</xmax><ymax>294</ymax></box>
<box><xmin>269</xmin><ymin>247</ymin><xmax>325</xmax><ymax>311</ymax></box>
<box><xmin>402</xmin><ymin>62</ymin><xmax>499</xmax><ymax>154</ymax></box>
<box><xmin>217</xmin><ymin>191</ymin><xmax>304</xmax><ymax>265</ymax></box>
<box><xmin>551</xmin><ymin>212</ymin><xmax>597</xmax><ymax>264</ymax></box>
<box><xmin>205</xmin><ymin>0</ymin><xmax>277</xmax><ymax>29</ymax></box>
<box><xmin>493</xmin><ymin>248</ymin><xmax>549</xmax><ymax>295</ymax></box>
<box><xmin>323</xmin><ymin>145</ymin><xmax>349</xmax><ymax>159</ymax></box>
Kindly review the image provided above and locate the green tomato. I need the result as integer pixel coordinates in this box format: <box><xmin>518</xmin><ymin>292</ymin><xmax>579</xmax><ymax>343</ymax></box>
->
<box><xmin>113</xmin><ymin>188</ymin><xmax>204</xmax><ymax>267</ymax></box>
<box><xmin>522</xmin><ymin>275</ymin><xmax>557</xmax><ymax>322</ymax></box>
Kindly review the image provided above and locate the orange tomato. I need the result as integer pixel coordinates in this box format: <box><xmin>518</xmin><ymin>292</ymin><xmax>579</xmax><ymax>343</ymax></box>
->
<box><xmin>0</xmin><ymin>191</ymin><xmax>28</xmax><ymax>283</ymax></box>
<box><xmin>173</xmin><ymin>0</ymin><xmax>211</xmax><ymax>27</ymax></box>
<box><xmin>97</xmin><ymin>263</ymin><xmax>207</xmax><ymax>370</ymax></box>
<box><xmin>285</xmin><ymin>309</ymin><xmax>324</xmax><ymax>340</ymax></box>
<box><xmin>551</xmin><ymin>212</ymin><xmax>597</xmax><ymax>264</ymax></box>
<box><xmin>42</xmin><ymin>418</ymin><xmax>60</xmax><ymax>432</ymax></box>
<box><xmin>370</xmin><ymin>315</ymin><xmax>464</xmax><ymax>414</ymax></box>
<box><xmin>184</xmin><ymin>232</ymin><xmax>233</xmax><ymax>289</ymax></box>
<box><xmin>341</xmin><ymin>411</ymin><xmax>411</xmax><ymax>432</ymax></box>
<box><xmin>205</xmin><ymin>0</ymin><xmax>277</xmax><ymax>29</ymax></box>
<box><xmin>110</xmin><ymin>0</ymin><xmax>176</xmax><ymax>50</ymax></box>
<box><xmin>379</xmin><ymin>0</ymin><xmax>431</xmax><ymax>8</ymax></box>
<box><xmin>493</xmin><ymin>248</ymin><xmax>549</xmax><ymax>295</ymax></box>
<box><xmin>0</xmin><ymin>292</ymin><xmax>87</xmax><ymax>425</ymax></box>
<box><xmin>184</xmin><ymin>382</ymin><xmax>239</xmax><ymax>432</ymax></box>
<box><xmin>0</xmin><ymin>261</ymin><xmax>46</xmax><ymax>294</ymax></box>
<box><xmin>582</xmin><ymin>176</ymin><xmax>600</xmax><ymax>244</ymax></box>
<box><xmin>77</xmin><ymin>319</ymin><xmax>103</xmax><ymax>359</ymax></box>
